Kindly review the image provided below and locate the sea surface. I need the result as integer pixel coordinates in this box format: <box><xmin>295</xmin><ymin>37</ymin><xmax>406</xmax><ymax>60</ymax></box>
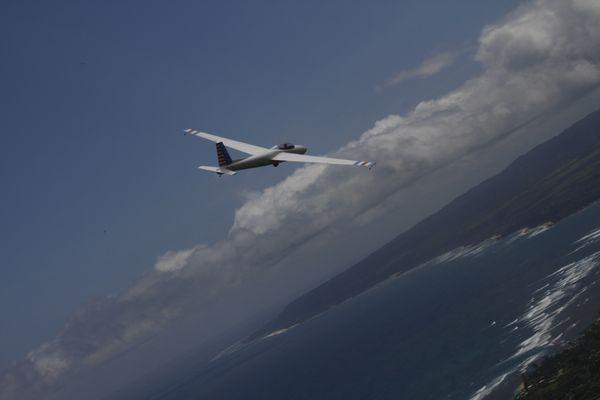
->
<box><xmin>130</xmin><ymin>202</ymin><xmax>600</xmax><ymax>400</ymax></box>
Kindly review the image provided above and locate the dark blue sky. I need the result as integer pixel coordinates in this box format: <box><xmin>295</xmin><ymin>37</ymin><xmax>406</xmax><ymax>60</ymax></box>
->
<box><xmin>0</xmin><ymin>0</ymin><xmax>520</xmax><ymax>366</ymax></box>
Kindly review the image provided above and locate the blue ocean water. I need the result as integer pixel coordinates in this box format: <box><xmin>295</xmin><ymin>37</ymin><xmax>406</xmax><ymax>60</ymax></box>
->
<box><xmin>146</xmin><ymin>202</ymin><xmax>600</xmax><ymax>400</ymax></box>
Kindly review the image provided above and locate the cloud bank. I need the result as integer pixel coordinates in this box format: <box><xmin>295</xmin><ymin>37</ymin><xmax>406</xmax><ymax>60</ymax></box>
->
<box><xmin>3</xmin><ymin>0</ymin><xmax>600</xmax><ymax>398</ymax></box>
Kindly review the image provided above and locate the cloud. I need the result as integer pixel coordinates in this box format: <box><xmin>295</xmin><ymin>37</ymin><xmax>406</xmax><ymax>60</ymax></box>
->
<box><xmin>154</xmin><ymin>248</ymin><xmax>196</xmax><ymax>272</ymax></box>
<box><xmin>381</xmin><ymin>50</ymin><xmax>458</xmax><ymax>88</ymax></box>
<box><xmin>27</xmin><ymin>345</ymin><xmax>70</xmax><ymax>383</ymax></box>
<box><xmin>3</xmin><ymin>0</ymin><xmax>600</xmax><ymax>398</ymax></box>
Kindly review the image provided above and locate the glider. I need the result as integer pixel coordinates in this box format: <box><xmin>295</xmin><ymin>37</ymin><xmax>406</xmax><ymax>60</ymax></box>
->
<box><xmin>183</xmin><ymin>129</ymin><xmax>375</xmax><ymax>176</ymax></box>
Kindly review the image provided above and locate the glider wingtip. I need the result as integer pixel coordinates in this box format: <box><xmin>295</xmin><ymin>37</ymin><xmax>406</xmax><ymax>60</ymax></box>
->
<box><xmin>354</xmin><ymin>161</ymin><xmax>376</xmax><ymax>169</ymax></box>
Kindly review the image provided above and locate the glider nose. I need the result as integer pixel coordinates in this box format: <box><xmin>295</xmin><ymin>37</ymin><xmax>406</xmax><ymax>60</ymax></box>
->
<box><xmin>296</xmin><ymin>145</ymin><xmax>307</xmax><ymax>154</ymax></box>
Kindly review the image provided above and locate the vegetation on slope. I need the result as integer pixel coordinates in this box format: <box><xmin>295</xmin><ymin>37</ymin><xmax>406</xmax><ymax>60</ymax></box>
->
<box><xmin>516</xmin><ymin>317</ymin><xmax>600</xmax><ymax>400</ymax></box>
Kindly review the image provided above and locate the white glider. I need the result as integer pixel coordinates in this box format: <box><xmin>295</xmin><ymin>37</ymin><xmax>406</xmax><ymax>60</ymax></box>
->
<box><xmin>183</xmin><ymin>129</ymin><xmax>375</xmax><ymax>176</ymax></box>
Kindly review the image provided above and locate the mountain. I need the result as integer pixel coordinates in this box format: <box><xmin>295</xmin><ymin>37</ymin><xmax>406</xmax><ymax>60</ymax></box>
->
<box><xmin>250</xmin><ymin>108</ymin><xmax>600</xmax><ymax>340</ymax></box>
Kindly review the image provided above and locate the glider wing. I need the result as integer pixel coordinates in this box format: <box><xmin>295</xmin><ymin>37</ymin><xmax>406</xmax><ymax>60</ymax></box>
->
<box><xmin>184</xmin><ymin>129</ymin><xmax>268</xmax><ymax>155</ymax></box>
<box><xmin>272</xmin><ymin>152</ymin><xmax>375</xmax><ymax>168</ymax></box>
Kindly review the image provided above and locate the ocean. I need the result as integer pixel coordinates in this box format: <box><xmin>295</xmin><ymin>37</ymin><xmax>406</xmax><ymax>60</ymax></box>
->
<box><xmin>139</xmin><ymin>202</ymin><xmax>600</xmax><ymax>400</ymax></box>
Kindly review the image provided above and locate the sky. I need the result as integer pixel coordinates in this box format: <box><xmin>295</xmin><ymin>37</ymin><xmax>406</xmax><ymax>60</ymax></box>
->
<box><xmin>0</xmin><ymin>0</ymin><xmax>520</xmax><ymax>365</ymax></box>
<box><xmin>2</xmin><ymin>0</ymin><xmax>600</xmax><ymax>398</ymax></box>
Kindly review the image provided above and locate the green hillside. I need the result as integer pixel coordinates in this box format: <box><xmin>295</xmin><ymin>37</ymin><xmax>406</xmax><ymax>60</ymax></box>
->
<box><xmin>516</xmin><ymin>317</ymin><xmax>600</xmax><ymax>400</ymax></box>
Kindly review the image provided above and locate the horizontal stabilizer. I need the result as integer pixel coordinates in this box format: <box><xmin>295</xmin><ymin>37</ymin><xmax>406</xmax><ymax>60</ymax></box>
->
<box><xmin>198</xmin><ymin>166</ymin><xmax>237</xmax><ymax>176</ymax></box>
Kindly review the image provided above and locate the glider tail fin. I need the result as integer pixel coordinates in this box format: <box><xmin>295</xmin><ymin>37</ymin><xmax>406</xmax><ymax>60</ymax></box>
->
<box><xmin>216</xmin><ymin>142</ymin><xmax>233</xmax><ymax>167</ymax></box>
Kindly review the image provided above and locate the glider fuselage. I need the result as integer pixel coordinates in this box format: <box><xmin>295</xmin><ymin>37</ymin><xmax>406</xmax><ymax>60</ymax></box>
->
<box><xmin>227</xmin><ymin>146</ymin><xmax>307</xmax><ymax>171</ymax></box>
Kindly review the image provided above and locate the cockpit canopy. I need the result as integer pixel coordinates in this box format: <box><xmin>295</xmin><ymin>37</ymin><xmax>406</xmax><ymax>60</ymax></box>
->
<box><xmin>277</xmin><ymin>142</ymin><xmax>295</xmax><ymax>150</ymax></box>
